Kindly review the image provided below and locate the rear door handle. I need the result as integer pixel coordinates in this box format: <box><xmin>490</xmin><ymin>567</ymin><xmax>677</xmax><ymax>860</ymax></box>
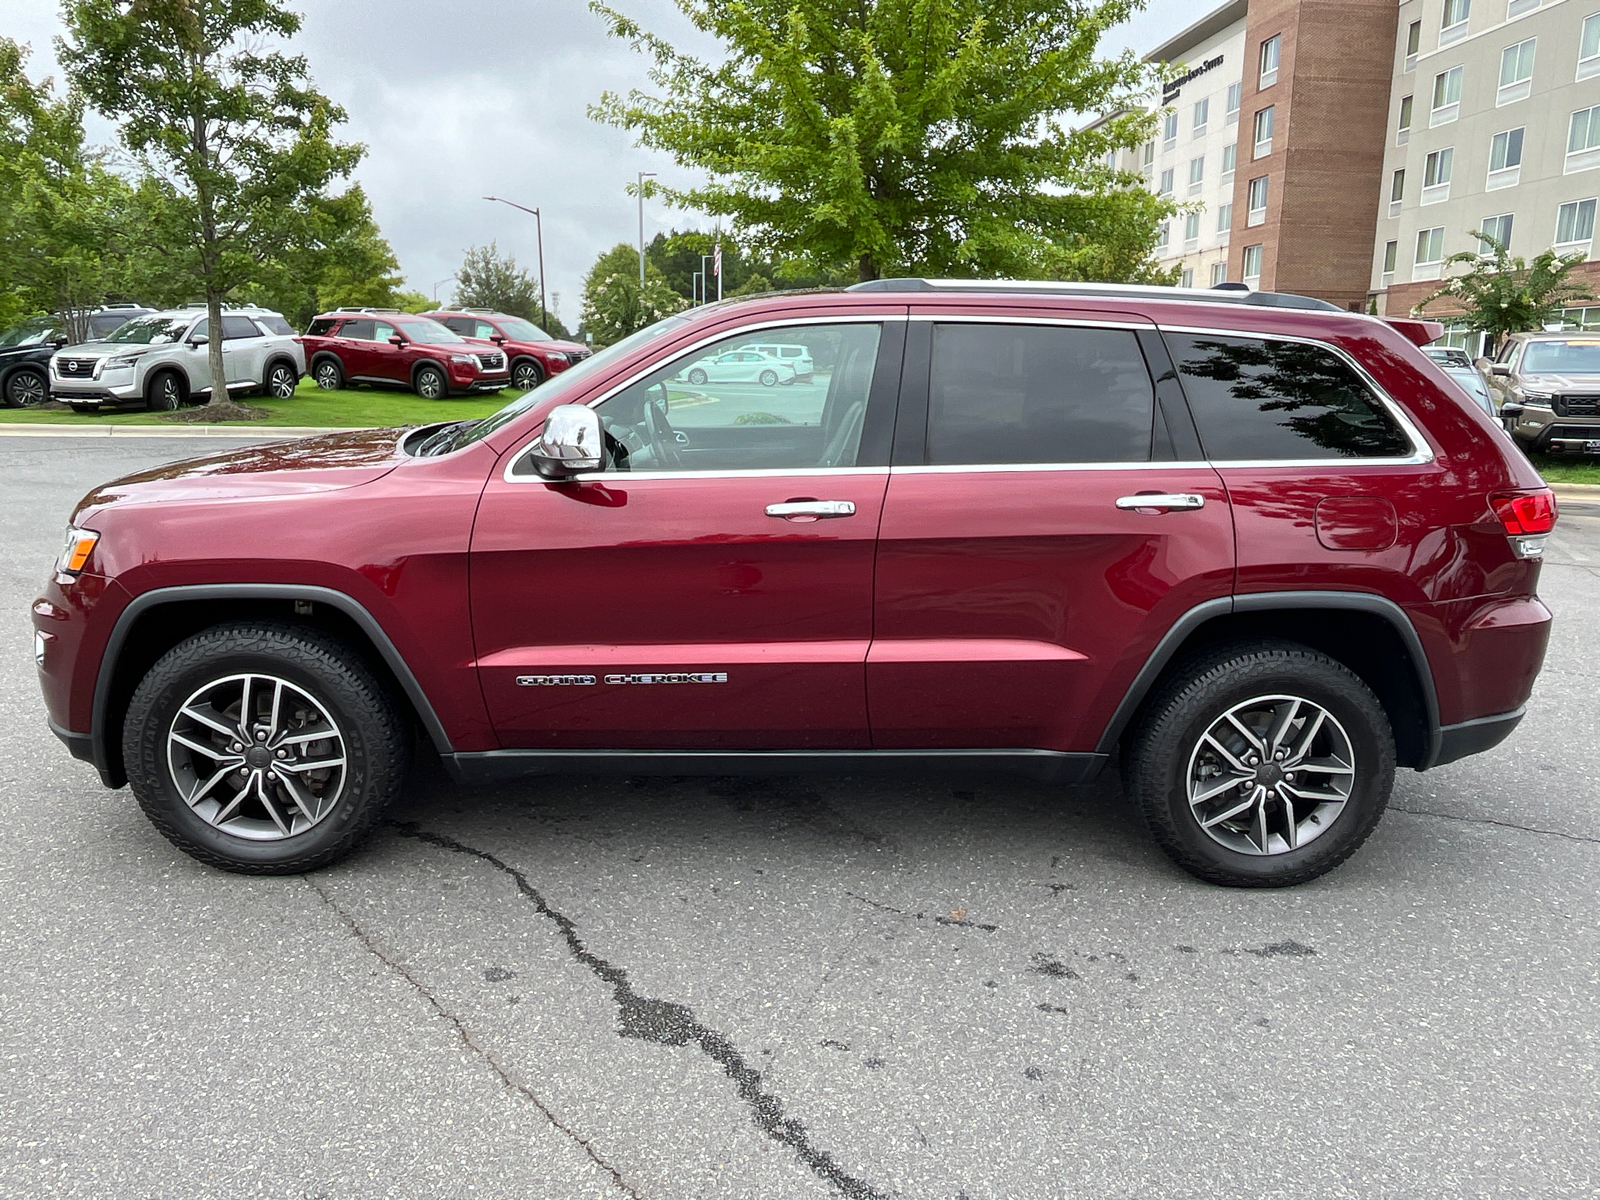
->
<box><xmin>1115</xmin><ymin>493</ymin><xmax>1206</xmax><ymax>511</ymax></box>
<box><xmin>765</xmin><ymin>500</ymin><xmax>856</xmax><ymax>518</ymax></box>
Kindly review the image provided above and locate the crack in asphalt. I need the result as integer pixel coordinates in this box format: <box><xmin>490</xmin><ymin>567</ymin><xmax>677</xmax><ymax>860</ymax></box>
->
<box><xmin>392</xmin><ymin>823</ymin><xmax>890</xmax><ymax>1200</ymax></box>
<box><xmin>303</xmin><ymin>878</ymin><xmax>643</xmax><ymax>1198</ymax></box>
<box><xmin>1392</xmin><ymin>806</ymin><xmax>1600</xmax><ymax>845</ymax></box>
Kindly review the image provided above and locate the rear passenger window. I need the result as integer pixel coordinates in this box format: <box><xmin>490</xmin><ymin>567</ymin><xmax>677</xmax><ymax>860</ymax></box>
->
<box><xmin>926</xmin><ymin>324</ymin><xmax>1154</xmax><ymax>464</ymax></box>
<box><xmin>221</xmin><ymin>316</ymin><xmax>262</xmax><ymax>340</ymax></box>
<box><xmin>339</xmin><ymin>319</ymin><xmax>374</xmax><ymax>341</ymax></box>
<box><xmin>1167</xmin><ymin>334</ymin><xmax>1413</xmax><ymax>460</ymax></box>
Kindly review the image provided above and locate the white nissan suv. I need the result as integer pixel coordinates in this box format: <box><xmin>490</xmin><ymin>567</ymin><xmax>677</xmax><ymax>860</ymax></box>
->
<box><xmin>50</xmin><ymin>306</ymin><xmax>305</xmax><ymax>412</ymax></box>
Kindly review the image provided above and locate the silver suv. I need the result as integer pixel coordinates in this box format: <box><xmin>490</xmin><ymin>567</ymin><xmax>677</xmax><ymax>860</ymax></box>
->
<box><xmin>49</xmin><ymin>306</ymin><xmax>305</xmax><ymax>413</ymax></box>
<box><xmin>1492</xmin><ymin>332</ymin><xmax>1600</xmax><ymax>454</ymax></box>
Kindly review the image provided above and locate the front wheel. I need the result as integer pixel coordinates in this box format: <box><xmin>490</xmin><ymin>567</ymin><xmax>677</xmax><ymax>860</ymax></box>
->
<box><xmin>147</xmin><ymin>371</ymin><xmax>184</xmax><ymax>411</ymax></box>
<box><xmin>414</xmin><ymin>364</ymin><xmax>446</xmax><ymax>399</ymax></box>
<box><xmin>687</xmin><ymin>368</ymin><xmax>708</xmax><ymax>385</ymax></box>
<box><xmin>759</xmin><ymin>369</ymin><xmax>778</xmax><ymax>387</ymax></box>
<box><xmin>4</xmin><ymin>368</ymin><xmax>47</xmax><ymax>408</ymax></box>
<box><xmin>1124</xmin><ymin>642</ymin><xmax>1394</xmax><ymax>888</ymax></box>
<box><xmin>512</xmin><ymin>359</ymin><xmax>544</xmax><ymax>391</ymax></box>
<box><xmin>122</xmin><ymin>623</ymin><xmax>408</xmax><ymax>874</ymax></box>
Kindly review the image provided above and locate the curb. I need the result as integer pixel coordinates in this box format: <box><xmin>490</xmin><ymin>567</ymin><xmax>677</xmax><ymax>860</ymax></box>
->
<box><xmin>0</xmin><ymin>423</ymin><xmax>360</xmax><ymax>438</ymax></box>
<box><xmin>1550</xmin><ymin>483</ymin><xmax>1600</xmax><ymax>501</ymax></box>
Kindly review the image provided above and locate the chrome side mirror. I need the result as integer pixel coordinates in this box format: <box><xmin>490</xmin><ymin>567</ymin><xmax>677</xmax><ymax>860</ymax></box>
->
<box><xmin>529</xmin><ymin>404</ymin><xmax>602</xmax><ymax>477</ymax></box>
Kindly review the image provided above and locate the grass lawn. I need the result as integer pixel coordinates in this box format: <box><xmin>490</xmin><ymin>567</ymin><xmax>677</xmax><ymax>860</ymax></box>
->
<box><xmin>0</xmin><ymin>378</ymin><xmax>513</xmax><ymax>428</ymax></box>
<box><xmin>1528</xmin><ymin>454</ymin><xmax>1600</xmax><ymax>486</ymax></box>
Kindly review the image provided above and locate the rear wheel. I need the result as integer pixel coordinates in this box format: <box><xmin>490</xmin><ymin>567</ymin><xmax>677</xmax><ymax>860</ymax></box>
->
<box><xmin>414</xmin><ymin>364</ymin><xmax>446</xmax><ymax>399</ymax></box>
<box><xmin>147</xmin><ymin>370</ymin><xmax>185</xmax><ymax>411</ymax></box>
<box><xmin>314</xmin><ymin>359</ymin><xmax>343</xmax><ymax>390</ymax></box>
<box><xmin>264</xmin><ymin>361</ymin><xmax>298</xmax><ymax>400</ymax></box>
<box><xmin>4</xmin><ymin>367</ymin><xmax>47</xmax><ymax>408</ymax></box>
<box><xmin>512</xmin><ymin>359</ymin><xmax>544</xmax><ymax>391</ymax></box>
<box><xmin>1124</xmin><ymin>642</ymin><xmax>1394</xmax><ymax>887</ymax></box>
<box><xmin>123</xmin><ymin>623</ymin><xmax>408</xmax><ymax>874</ymax></box>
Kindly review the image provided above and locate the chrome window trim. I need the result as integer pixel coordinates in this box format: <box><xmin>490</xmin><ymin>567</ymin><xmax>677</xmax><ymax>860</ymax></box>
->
<box><xmin>891</xmin><ymin>460</ymin><xmax>1212</xmax><ymax>475</ymax></box>
<box><xmin>908</xmin><ymin>313</ymin><xmax>1154</xmax><ymax>330</ymax></box>
<box><xmin>502</xmin><ymin>314</ymin><xmax>905</xmax><ymax>484</ymax></box>
<box><xmin>1157</xmin><ymin>324</ymin><xmax>1437</xmax><ymax>466</ymax></box>
<box><xmin>532</xmin><ymin>466</ymin><xmax>890</xmax><ymax>483</ymax></box>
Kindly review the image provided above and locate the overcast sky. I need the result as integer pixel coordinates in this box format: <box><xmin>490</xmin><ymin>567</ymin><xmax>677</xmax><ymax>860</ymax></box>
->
<box><xmin>1</xmin><ymin>0</ymin><xmax>1197</xmax><ymax>324</ymax></box>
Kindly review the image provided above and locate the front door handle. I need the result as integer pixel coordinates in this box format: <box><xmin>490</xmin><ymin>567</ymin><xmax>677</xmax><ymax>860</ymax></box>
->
<box><xmin>765</xmin><ymin>500</ymin><xmax>856</xmax><ymax>519</ymax></box>
<box><xmin>1115</xmin><ymin>493</ymin><xmax>1206</xmax><ymax>512</ymax></box>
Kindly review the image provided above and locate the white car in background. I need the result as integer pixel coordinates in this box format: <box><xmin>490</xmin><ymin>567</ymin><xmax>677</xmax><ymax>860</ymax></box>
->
<box><xmin>49</xmin><ymin>305</ymin><xmax>305</xmax><ymax>412</ymax></box>
<box><xmin>677</xmin><ymin>349</ymin><xmax>797</xmax><ymax>387</ymax></box>
<box><xmin>736</xmin><ymin>342</ymin><xmax>814</xmax><ymax>382</ymax></box>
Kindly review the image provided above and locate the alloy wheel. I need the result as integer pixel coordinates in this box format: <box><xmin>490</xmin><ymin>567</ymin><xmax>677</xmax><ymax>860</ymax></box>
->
<box><xmin>156</xmin><ymin>375</ymin><xmax>182</xmax><ymax>410</ymax></box>
<box><xmin>1184</xmin><ymin>693</ymin><xmax>1355</xmax><ymax>855</ymax></box>
<box><xmin>165</xmin><ymin>672</ymin><xmax>348</xmax><ymax>841</ymax></box>
<box><xmin>416</xmin><ymin>369</ymin><xmax>444</xmax><ymax>399</ymax></box>
<box><xmin>268</xmin><ymin>365</ymin><xmax>296</xmax><ymax>399</ymax></box>
<box><xmin>316</xmin><ymin>363</ymin><xmax>340</xmax><ymax>390</ymax></box>
<box><xmin>6</xmin><ymin>370</ymin><xmax>46</xmax><ymax>407</ymax></box>
<box><xmin>513</xmin><ymin>362</ymin><xmax>541</xmax><ymax>391</ymax></box>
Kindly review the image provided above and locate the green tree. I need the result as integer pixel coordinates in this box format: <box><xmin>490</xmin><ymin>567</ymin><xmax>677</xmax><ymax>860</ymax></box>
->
<box><xmin>580</xmin><ymin>241</ymin><xmax>687</xmax><ymax>345</ymax></box>
<box><xmin>1414</xmin><ymin>233</ymin><xmax>1596</xmax><ymax>354</ymax></box>
<box><xmin>60</xmin><ymin>0</ymin><xmax>363</xmax><ymax>408</ymax></box>
<box><xmin>454</xmin><ymin>241</ymin><xmax>545</xmax><ymax>325</ymax></box>
<box><xmin>591</xmin><ymin>0</ymin><xmax>1173</xmax><ymax>283</ymax></box>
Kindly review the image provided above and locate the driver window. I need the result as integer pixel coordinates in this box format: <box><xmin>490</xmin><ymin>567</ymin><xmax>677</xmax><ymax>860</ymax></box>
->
<box><xmin>591</xmin><ymin>323</ymin><xmax>882</xmax><ymax>473</ymax></box>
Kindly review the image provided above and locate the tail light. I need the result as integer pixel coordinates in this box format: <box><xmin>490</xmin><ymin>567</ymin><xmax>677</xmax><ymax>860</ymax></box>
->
<box><xmin>1489</xmin><ymin>489</ymin><xmax>1557</xmax><ymax>559</ymax></box>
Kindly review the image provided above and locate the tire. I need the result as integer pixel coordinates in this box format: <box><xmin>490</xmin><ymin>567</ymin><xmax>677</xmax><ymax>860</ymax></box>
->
<box><xmin>123</xmin><ymin>622</ymin><xmax>408</xmax><ymax>874</ymax></box>
<box><xmin>3</xmin><ymin>367</ymin><xmax>47</xmax><ymax>408</ymax></box>
<box><xmin>264</xmin><ymin>361</ymin><xmax>298</xmax><ymax>400</ymax></box>
<box><xmin>687</xmin><ymin>368</ymin><xmax>708</xmax><ymax>385</ymax></box>
<box><xmin>314</xmin><ymin>359</ymin><xmax>343</xmax><ymax>390</ymax></box>
<box><xmin>147</xmin><ymin>370</ymin><xmax>185</xmax><ymax>412</ymax></box>
<box><xmin>512</xmin><ymin>359</ymin><xmax>544</xmax><ymax>391</ymax></box>
<box><xmin>1124</xmin><ymin>641</ymin><xmax>1395</xmax><ymax>888</ymax></box>
<box><xmin>759</xmin><ymin>369</ymin><xmax>778</xmax><ymax>387</ymax></box>
<box><xmin>414</xmin><ymin>364</ymin><xmax>446</xmax><ymax>399</ymax></box>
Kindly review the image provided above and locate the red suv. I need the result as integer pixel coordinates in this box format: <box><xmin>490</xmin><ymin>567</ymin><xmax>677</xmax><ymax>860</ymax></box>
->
<box><xmin>300</xmin><ymin>309</ymin><xmax>509</xmax><ymax>397</ymax></box>
<box><xmin>429</xmin><ymin>309</ymin><xmax>591</xmax><ymax>392</ymax></box>
<box><xmin>34</xmin><ymin>281</ymin><xmax>1555</xmax><ymax>887</ymax></box>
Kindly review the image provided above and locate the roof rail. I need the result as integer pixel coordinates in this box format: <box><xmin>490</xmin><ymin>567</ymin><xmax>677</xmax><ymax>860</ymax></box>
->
<box><xmin>845</xmin><ymin>277</ymin><xmax>1344</xmax><ymax>313</ymax></box>
<box><xmin>332</xmin><ymin>306</ymin><xmax>402</xmax><ymax>313</ymax></box>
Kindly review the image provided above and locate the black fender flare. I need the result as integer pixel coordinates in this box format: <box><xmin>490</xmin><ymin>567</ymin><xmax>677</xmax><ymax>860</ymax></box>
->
<box><xmin>308</xmin><ymin>350</ymin><xmax>345</xmax><ymax>378</ymax></box>
<box><xmin>410</xmin><ymin>358</ymin><xmax>449</xmax><ymax>390</ymax></box>
<box><xmin>90</xmin><ymin>583</ymin><xmax>455</xmax><ymax>786</ymax></box>
<box><xmin>1094</xmin><ymin>591</ymin><xmax>1443</xmax><ymax>766</ymax></box>
<box><xmin>260</xmin><ymin>353</ymin><xmax>300</xmax><ymax>386</ymax></box>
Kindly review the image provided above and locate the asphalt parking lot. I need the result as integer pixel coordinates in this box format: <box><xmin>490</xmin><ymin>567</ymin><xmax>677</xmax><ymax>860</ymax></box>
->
<box><xmin>2</xmin><ymin>436</ymin><xmax>1597</xmax><ymax>1200</ymax></box>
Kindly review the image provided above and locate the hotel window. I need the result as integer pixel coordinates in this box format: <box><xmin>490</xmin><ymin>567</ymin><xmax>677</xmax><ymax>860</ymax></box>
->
<box><xmin>1423</xmin><ymin>148</ymin><xmax>1454</xmax><ymax>204</ymax></box>
<box><xmin>1253</xmin><ymin>106</ymin><xmax>1274</xmax><ymax>157</ymax></box>
<box><xmin>1390</xmin><ymin>168</ymin><xmax>1406</xmax><ymax>217</ymax></box>
<box><xmin>1226</xmin><ymin>82</ymin><xmax>1241</xmax><ymax>125</ymax></box>
<box><xmin>1143</xmin><ymin>141</ymin><xmax>1155</xmax><ymax>166</ymax></box>
<box><xmin>1555</xmin><ymin>197</ymin><xmax>1596</xmax><ymax>248</ymax></box>
<box><xmin>1398</xmin><ymin>95</ymin><xmax>1414</xmax><ymax>144</ymax></box>
<box><xmin>1188</xmin><ymin>156</ymin><xmax>1205</xmax><ymax>194</ymax></box>
<box><xmin>1217</xmin><ymin>202</ymin><xmax>1233</xmax><ymax>231</ymax></box>
<box><xmin>1159</xmin><ymin>167</ymin><xmax>1175</xmax><ymax>196</ymax></box>
<box><xmin>1431</xmin><ymin>66</ymin><xmax>1463</xmax><ymax>127</ymax></box>
<box><xmin>1181</xmin><ymin>267</ymin><xmax>1195</xmax><ymax>288</ymax></box>
<box><xmin>1478</xmin><ymin>213</ymin><xmax>1514</xmax><ymax>255</ymax></box>
<box><xmin>1415</xmin><ymin>226</ymin><xmax>1446</xmax><ymax>266</ymax></box>
<box><xmin>1156</xmin><ymin>221</ymin><xmax>1171</xmax><ymax>250</ymax></box>
<box><xmin>1568</xmin><ymin>106</ymin><xmax>1600</xmax><ymax>173</ymax></box>
<box><xmin>1247</xmin><ymin>176</ymin><xmax>1269</xmax><ymax>226</ymax></box>
<box><xmin>1184</xmin><ymin>212</ymin><xmax>1202</xmax><ymax>246</ymax></box>
<box><xmin>1488</xmin><ymin>126</ymin><xmax>1524</xmax><ymax>189</ymax></box>
<box><xmin>1259</xmin><ymin>35</ymin><xmax>1281</xmax><ymax>88</ymax></box>
<box><xmin>1498</xmin><ymin>39</ymin><xmax>1535</xmax><ymax>106</ymax></box>
<box><xmin>1210</xmin><ymin>262</ymin><xmax>1228</xmax><ymax>287</ymax></box>
<box><xmin>1242</xmin><ymin>244</ymin><xmax>1263</xmax><ymax>286</ymax></box>
<box><xmin>1383</xmin><ymin>239</ymin><xmax>1399</xmax><ymax>281</ymax></box>
<box><xmin>1221</xmin><ymin>143</ymin><xmax>1236</xmax><ymax>183</ymax></box>
<box><xmin>1163</xmin><ymin>110</ymin><xmax>1178</xmax><ymax>147</ymax></box>
<box><xmin>1106</xmin><ymin>149</ymin><xmax>1120</xmax><ymax>172</ymax></box>
<box><xmin>1508</xmin><ymin>0</ymin><xmax>1540</xmax><ymax>16</ymax></box>
<box><xmin>1581</xmin><ymin>14</ymin><xmax>1600</xmax><ymax>82</ymax></box>
<box><xmin>1441</xmin><ymin>0</ymin><xmax>1471</xmax><ymax>46</ymax></box>
<box><xmin>1193</xmin><ymin>98</ymin><xmax>1209</xmax><ymax>136</ymax></box>
<box><xmin>1405</xmin><ymin>21</ymin><xmax>1422</xmax><ymax>71</ymax></box>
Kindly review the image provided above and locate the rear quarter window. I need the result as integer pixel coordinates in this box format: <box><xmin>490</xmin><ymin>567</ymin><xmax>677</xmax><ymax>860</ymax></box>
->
<box><xmin>307</xmin><ymin>318</ymin><xmax>338</xmax><ymax>336</ymax></box>
<box><xmin>1165</xmin><ymin>333</ymin><xmax>1413</xmax><ymax>461</ymax></box>
<box><xmin>256</xmin><ymin>315</ymin><xmax>295</xmax><ymax>336</ymax></box>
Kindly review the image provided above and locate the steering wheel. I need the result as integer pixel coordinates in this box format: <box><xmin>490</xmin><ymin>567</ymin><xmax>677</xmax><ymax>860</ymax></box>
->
<box><xmin>642</xmin><ymin>386</ymin><xmax>685</xmax><ymax>470</ymax></box>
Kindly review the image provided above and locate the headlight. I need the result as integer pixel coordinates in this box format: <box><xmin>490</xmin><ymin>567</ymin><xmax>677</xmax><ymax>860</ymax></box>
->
<box><xmin>449</xmin><ymin>354</ymin><xmax>475</xmax><ymax>365</ymax></box>
<box><xmin>547</xmin><ymin>352</ymin><xmax>569</xmax><ymax>364</ymax></box>
<box><xmin>1520</xmin><ymin>390</ymin><xmax>1555</xmax><ymax>405</ymax></box>
<box><xmin>104</xmin><ymin>354</ymin><xmax>142</xmax><ymax>369</ymax></box>
<box><xmin>56</xmin><ymin>526</ymin><xmax>100</xmax><ymax>577</ymax></box>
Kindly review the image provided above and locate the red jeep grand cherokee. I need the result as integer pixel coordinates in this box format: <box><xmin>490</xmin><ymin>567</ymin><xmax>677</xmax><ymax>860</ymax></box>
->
<box><xmin>300</xmin><ymin>308</ymin><xmax>509</xmax><ymax>397</ymax></box>
<box><xmin>33</xmin><ymin>280</ymin><xmax>1555</xmax><ymax>887</ymax></box>
<box><xmin>429</xmin><ymin>309</ymin><xmax>591</xmax><ymax>392</ymax></box>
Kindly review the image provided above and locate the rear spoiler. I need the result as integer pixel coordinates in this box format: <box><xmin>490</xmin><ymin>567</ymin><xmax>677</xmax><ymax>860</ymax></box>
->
<box><xmin>1384</xmin><ymin>317</ymin><xmax>1447</xmax><ymax>348</ymax></box>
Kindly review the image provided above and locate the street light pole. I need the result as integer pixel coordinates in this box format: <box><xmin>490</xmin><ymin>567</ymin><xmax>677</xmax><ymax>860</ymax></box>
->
<box><xmin>637</xmin><ymin>172</ymin><xmax>657</xmax><ymax>283</ymax></box>
<box><xmin>482</xmin><ymin>196</ymin><xmax>548</xmax><ymax>331</ymax></box>
<box><xmin>431</xmin><ymin>276</ymin><xmax>455</xmax><ymax>303</ymax></box>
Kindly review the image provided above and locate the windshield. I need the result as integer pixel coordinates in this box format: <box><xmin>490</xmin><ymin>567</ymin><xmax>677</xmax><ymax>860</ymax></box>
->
<box><xmin>1523</xmin><ymin>339</ymin><xmax>1600</xmax><ymax>374</ymax></box>
<box><xmin>496</xmin><ymin>317</ymin><xmax>554</xmax><ymax>341</ymax></box>
<box><xmin>105</xmin><ymin>315</ymin><xmax>190</xmax><ymax>345</ymax></box>
<box><xmin>0</xmin><ymin>317</ymin><xmax>57</xmax><ymax>348</ymax></box>
<box><xmin>436</xmin><ymin>314</ymin><xmax>694</xmax><ymax>454</ymax></box>
<box><xmin>395</xmin><ymin>317</ymin><xmax>462</xmax><ymax>343</ymax></box>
